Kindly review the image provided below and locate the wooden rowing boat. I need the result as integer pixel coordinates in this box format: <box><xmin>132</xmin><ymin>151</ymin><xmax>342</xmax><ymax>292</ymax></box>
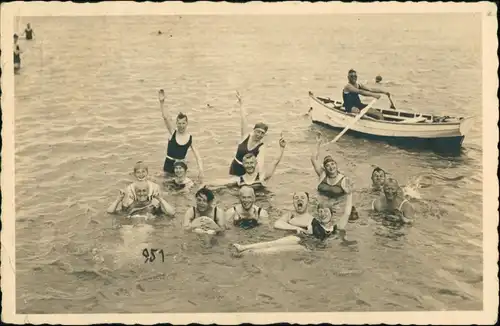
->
<box><xmin>308</xmin><ymin>91</ymin><xmax>474</xmax><ymax>154</ymax></box>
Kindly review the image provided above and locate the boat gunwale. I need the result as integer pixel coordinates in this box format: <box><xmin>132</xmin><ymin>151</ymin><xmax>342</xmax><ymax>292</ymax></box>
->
<box><xmin>309</xmin><ymin>92</ymin><xmax>464</xmax><ymax>127</ymax></box>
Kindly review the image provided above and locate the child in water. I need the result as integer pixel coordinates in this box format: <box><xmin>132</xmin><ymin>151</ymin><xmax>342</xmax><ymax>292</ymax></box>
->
<box><xmin>123</xmin><ymin>161</ymin><xmax>161</xmax><ymax>205</ymax></box>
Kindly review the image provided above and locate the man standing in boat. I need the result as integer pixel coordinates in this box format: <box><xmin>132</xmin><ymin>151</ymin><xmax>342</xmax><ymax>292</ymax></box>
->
<box><xmin>342</xmin><ymin>69</ymin><xmax>390</xmax><ymax>120</ymax></box>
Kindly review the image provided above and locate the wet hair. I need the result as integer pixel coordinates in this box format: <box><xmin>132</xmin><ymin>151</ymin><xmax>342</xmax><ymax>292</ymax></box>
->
<box><xmin>133</xmin><ymin>161</ymin><xmax>149</xmax><ymax>173</ymax></box>
<box><xmin>242</xmin><ymin>153</ymin><xmax>256</xmax><ymax>161</ymax></box>
<box><xmin>173</xmin><ymin>160</ymin><xmax>188</xmax><ymax>171</ymax></box>
<box><xmin>239</xmin><ymin>185</ymin><xmax>255</xmax><ymax>197</ymax></box>
<box><xmin>371</xmin><ymin>167</ymin><xmax>386</xmax><ymax>180</ymax></box>
<box><xmin>176</xmin><ymin>112</ymin><xmax>188</xmax><ymax>122</ymax></box>
<box><xmin>348</xmin><ymin>69</ymin><xmax>356</xmax><ymax>75</ymax></box>
<box><xmin>195</xmin><ymin>186</ymin><xmax>214</xmax><ymax>202</ymax></box>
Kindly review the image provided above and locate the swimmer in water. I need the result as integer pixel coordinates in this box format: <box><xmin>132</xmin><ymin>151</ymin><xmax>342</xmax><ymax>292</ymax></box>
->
<box><xmin>159</xmin><ymin>89</ymin><xmax>204</xmax><ymax>181</ymax></box>
<box><xmin>229</xmin><ymin>91</ymin><xmax>269</xmax><ymax>177</ymax></box>
<box><xmin>232</xmin><ymin>201</ymin><xmax>356</xmax><ymax>256</ymax></box>
<box><xmin>164</xmin><ymin>160</ymin><xmax>194</xmax><ymax>193</ymax></box>
<box><xmin>311</xmin><ymin>133</ymin><xmax>359</xmax><ymax>222</ymax></box>
<box><xmin>107</xmin><ymin>180</ymin><xmax>175</xmax><ymax>217</ymax></box>
<box><xmin>204</xmin><ymin>136</ymin><xmax>286</xmax><ymax>191</ymax></box>
<box><xmin>124</xmin><ymin>161</ymin><xmax>161</xmax><ymax>203</ymax></box>
<box><xmin>226</xmin><ymin>186</ymin><xmax>269</xmax><ymax>229</ymax></box>
<box><xmin>183</xmin><ymin>187</ymin><xmax>226</xmax><ymax>235</ymax></box>
<box><xmin>371</xmin><ymin>167</ymin><xmax>387</xmax><ymax>192</ymax></box>
<box><xmin>21</xmin><ymin>23</ymin><xmax>35</xmax><ymax>40</ymax></box>
<box><xmin>372</xmin><ymin>177</ymin><xmax>414</xmax><ymax>224</ymax></box>
<box><xmin>13</xmin><ymin>34</ymin><xmax>21</xmax><ymax>72</ymax></box>
<box><xmin>273</xmin><ymin>192</ymin><xmax>315</xmax><ymax>232</ymax></box>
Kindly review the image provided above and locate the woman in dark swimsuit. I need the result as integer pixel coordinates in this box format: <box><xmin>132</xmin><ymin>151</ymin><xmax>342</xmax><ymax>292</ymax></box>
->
<box><xmin>229</xmin><ymin>92</ymin><xmax>268</xmax><ymax>176</ymax></box>
<box><xmin>183</xmin><ymin>187</ymin><xmax>226</xmax><ymax>235</ymax></box>
<box><xmin>159</xmin><ymin>89</ymin><xmax>204</xmax><ymax>180</ymax></box>
<box><xmin>13</xmin><ymin>34</ymin><xmax>21</xmax><ymax>71</ymax></box>
<box><xmin>311</xmin><ymin>133</ymin><xmax>359</xmax><ymax>222</ymax></box>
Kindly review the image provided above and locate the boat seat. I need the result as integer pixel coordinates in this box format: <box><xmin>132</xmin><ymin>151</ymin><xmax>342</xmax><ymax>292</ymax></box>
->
<box><xmin>400</xmin><ymin>116</ymin><xmax>427</xmax><ymax>123</ymax></box>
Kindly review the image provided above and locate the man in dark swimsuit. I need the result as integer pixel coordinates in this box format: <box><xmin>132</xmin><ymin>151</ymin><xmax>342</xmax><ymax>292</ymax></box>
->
<box><xmin>22</xmin><ymin>24</ymin><xmax>35</xmax><ymax>40</ymax></box>
<box><xmin>226</xmin><ymin>186</ymin><xmax>268</xmax><ymax>229</ymax></box>
<box><xmin>342</xmin><ymin>69</ymin><xmax>391</xmax><ymax>120</ymax></box>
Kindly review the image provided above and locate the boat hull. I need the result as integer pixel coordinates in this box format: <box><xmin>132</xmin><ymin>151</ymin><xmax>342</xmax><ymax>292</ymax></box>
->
<box><xmin>308</xmin><ymin>92</ymin><xmax>471</xmax><ymax>155</ymax></box>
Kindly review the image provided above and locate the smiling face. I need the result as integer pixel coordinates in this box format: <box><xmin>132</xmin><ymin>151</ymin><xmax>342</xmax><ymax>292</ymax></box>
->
<box><xmin>239</xmin><ymin>187</ymin><xmax>255</xmax><ymax>210</ymax></box>
<box><xmin>195</xmin><ymin>193</ymin><xmax>210</xmax><ymax>212</ymax></box>
<box><xmin>324</xmin><ymin>160</ymin><xmax>338</xmax><ymax>177</ymax></box>
<box><xmin>372</xmin><ymin>170</ymin><xmax>386</xmax><ymax>188</ymax></box>
<box><xmin>134</xmin><ymin>167</ymin><xmax>148</xmax><ymax>181</ymax></box>
<box><xmin>293</xmin><ymin>192</ymin><xmax>309</xmax><ymax>214</ymax></box>
<box><xmin>174</xmin><ymin>164</ymin><xmax>186</xmax><ymax>178</ymax></box>
<box><xmin>134</xmin><ymin>182</ymin><xmax>150</xmax><ymax>203</ymax></box>
<box><xmin>176</xmin><ymin>117</ymin><xmax>188</xmax><ymax>133</ymax></box>
<box><xmin>348</xmin><ymin>70</ymin><xmax>358</xmax><ymax>84</ymax></box>
<box><xmin>317</xmin><ymin>205</ymin><xmax>333</xmax><ymax>224</ymax></box>
<box><xmin>242</xmin><ymin>155</ymin><xmax>257</xmax><ymax>174</ymax></box>
<box><xmin>383</xmin><ymin>180</ymin><xmax>400</xmax><ymax>201</ymax></box>
<box><xmin>253</xmin><ymin>128</ymin><xmax>266</xmax><ymax>142</ymax></box>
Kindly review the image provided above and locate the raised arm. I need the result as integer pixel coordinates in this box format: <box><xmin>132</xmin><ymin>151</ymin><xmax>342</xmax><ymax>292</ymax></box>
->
<box><xmin>107</xmin><ymin>190</ymin><xmax>125</xmax><ymax>214</ymax></box>
<box><xmin>263</xmin><ymin>136</ymin><xmax>286</xmax><ymax>181</ymax></box>
<box><xmin>153</xmin><ymin>193</ymin><xmax>176</xmax><ymax>216</ymax></box>
<box><xmin>190</xmin><ymin>143</ymin><xmax>204</xmax><ymax>181</ymax></box>
<box><xmin>336</xmin><ymin>177</ymin><xmax>354</xmax><ymax>230</ymax></box>
<box><xmin>311</xmin><ymin>133</ymin><xmax>324</xmax><ymax>177</ymax></box>
<box><xmin>159</xmin><ymin>89</ymin><xmax>175</xmax><ymax>136</ymax></box>
<box><xmin>237</xmin><ymin>91</ymin><xmax>249</xmax><ymax>140</ymax></box>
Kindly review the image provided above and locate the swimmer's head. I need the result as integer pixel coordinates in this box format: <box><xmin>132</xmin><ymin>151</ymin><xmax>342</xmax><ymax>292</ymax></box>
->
<box><xmin>242</xmin><ymin>153</ymin><xmax>257</xmax><ymax>174</ymax></box>
<box><xmin>293</xmin><ymin>192</ymin><xmax>310</xmax><ymax>214</ymax></box>
<box><xmin>176</xmin><ymin>112</ymin><xmax>188</xmax><ymax>132</ymax></box>
<box><xmin>133</xmin><ymin>161</ymin><xmax>149</xmax><ymax>181</ymax></box>
<box><xmin>371</xmin><ymin>167</ymin><xmax>386</xmax><ymax>188</ymax></box>
<box><xmin>375</xmin><ymin>75</ymin><xmax>382</xmax><ymax>83</ymax></box>
<box><xmin>253</xmin><ymin>122</ymin><xmax>268</xmax><ymax>141</ymax></box>
<box><xmin>383</xmin><ymin>177</ymin><xmax>400</xmax><ymax>200</ymax></box>
<box><xmin>348</xmin><ymin>69</ymin><xmax>357</xmax><ymax>83</ymax></box>
<box><xmin>13</xmin><ymin>34</ymin><xmax>19</xmax><ymax>41</ymax></box>
<box><xmin>195</xmin><ymin>186</ymin><xmax>214</xmax><ymax>211</ymax></box>
<box><xmin>316</xmin><ymin>202</ymin><xmax>333</xmax><ymax>224</ymax></box>
<box><xmin>239</xmin><ymin>186</ymin><xmax>256</xmax><ymax>210</ymax></box>
<box><xmin>27</xmin><ymin>23</ymin><xmax>31</xmax><ymax>28</ymax></box>
<box><xmin>323</xmin><ymin>155</ymin><xmax>338</xmax><ymax>177</ymax></box>
<box><xmin>134</xmin><ymin>181</ymin><xmax>150</xmax><ymax>203</ymax></box>
<box><xmin>173</xmin><ymin>160</ymin><xmax>188</xmax><ymax>178</ymax></box>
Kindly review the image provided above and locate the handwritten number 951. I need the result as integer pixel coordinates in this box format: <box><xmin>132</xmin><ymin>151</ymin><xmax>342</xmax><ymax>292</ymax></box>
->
<box><xmin>142</xmin><ymin>248</ymin><xmax>165</xmax><ymax>263</ymax></box>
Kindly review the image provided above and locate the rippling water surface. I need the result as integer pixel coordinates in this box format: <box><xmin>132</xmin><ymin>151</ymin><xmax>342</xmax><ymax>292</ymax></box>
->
<box><xmin>14</xmin><ymin>14</ymin><xmax>483</xmax><ymax>313</ymax></box>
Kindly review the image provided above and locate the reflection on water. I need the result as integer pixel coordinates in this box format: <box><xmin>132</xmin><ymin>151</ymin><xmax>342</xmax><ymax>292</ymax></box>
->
<box><xmin>14</xmin><ymin>14</ymin><xmax>482</xmax><ymax>313</ymax></box>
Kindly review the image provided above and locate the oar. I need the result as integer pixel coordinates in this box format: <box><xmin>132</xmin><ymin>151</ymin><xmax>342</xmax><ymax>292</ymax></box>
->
<box><xmin>388</xmin><ymin>94</ymin><xmax>397</xmax><ymax>110</ymax></box>
<box><xmin>326</xmin><ymin>98</ymin><xmax>379</xmax><ymax>145</ymax></box>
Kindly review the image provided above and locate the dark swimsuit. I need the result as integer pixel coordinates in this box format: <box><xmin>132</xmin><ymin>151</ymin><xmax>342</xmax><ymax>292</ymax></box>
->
<box><xmin>14</xmin><ymin>45</ymin><xmax>21</xmax><ymax>66</ymax></box>
<box><xmin>191</xmin><ymin>206</ymin><xmax>220</xmax><ymax>226</ymax></box>
<box><xmin>342</xmin><ymin>84</ymin><xmax>366</xmax><ymax>113</ymax></box>
<box><xmin>25</xmin><ymin>29</ymin><xmax>33</xmax><ymax>40</ymax></box>
<box><xmin>310</xmin><ymin>218</ymin><xmax>338</xmax><ymax>241</ymax></box>
<box><xmin>317</xmin><ymin>175</ymin><xmax>359</xmax><ymax>221</ymax></box>
<box><xmin>229</xmin><ymin>135</ymin><xmax>263</xmax><ymax>176</ymax></box>
<box><xmin>163</xmin><ymin>130</ymin><xmax>192</xmax><ymax>174</ymax></box>
<box><xmin>236</xmin><ymin>173</ymin><xmax>264</xmax><ymax>190</ymax></box>
<box><xmin>232</xmin><ymin>206</ymin><xmax>262</xmax><ymax>229</ymax></box>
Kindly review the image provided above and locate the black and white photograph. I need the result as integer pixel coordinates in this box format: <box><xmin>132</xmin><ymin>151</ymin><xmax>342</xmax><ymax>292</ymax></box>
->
<box><xmin>1</xmin><ymin>1</ymin><xmax>498</xmax><ymax>325</ymax></box>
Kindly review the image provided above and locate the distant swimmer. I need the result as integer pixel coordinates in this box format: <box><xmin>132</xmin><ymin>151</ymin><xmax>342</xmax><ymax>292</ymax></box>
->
<box><xmin>375</xmin><ymin>75</ymin><xmax>382</xmax><ymax>83</ymax></box>
<box><xmin>21</xmin><ymin>23</ymin><xmax>35</xmax><ymax>40</ymax></box>
<box><xmin>204</xmin><ymin>135</ymin><xmax>286</xmax><ymax>190</ymax></box>
<box><xmin>183</xmin><ymin>187</ymin><xmax>226</xmax><ymax>235</ymax></box>
<box><xmin>231</xmin><ymin>201</ymin><xmax>356</xmax><ymax>256</ymax></box>
<box><xmin>107</xmin><ymin>180</ymin><xmax>176</xmax><ymax>218</ymax></box>
<box><xmin>159</xmin><ymin>89</ymin><xmax>204</xmax><ymax>181</ymax></box>
<box><xmin>157</xmin><ymin>30</ymin><xmax>163</xmax><ymax>35</ymax></box>
<box><xmin>342</xmin><ymin>69</ymin><xmax>392</xmax><ymax>120</ymax></box>
<box><xmin>311</xmin><ymin>133</ymin><xmax>359</xmax><ymax>222</ymax></box>
<box><xmin>226</xmin><ymin>186</ymin><xmax>269</xmax><ymax>230</ymax></box>
<box><xmin>163</xmin><ymin>160</ymin><xmax>194</xmax><ymax>193</ymax></box>
<box><xmin>13</xmin><ymin>34</ymin><xmax>21</xmax><ymax>72</ymax></box>
<box><xmin>229</xmin><ymin>92</ymin><xmax>268</xmax><ymax>177</ymax></box>
<box><xmin>372</xmin><ymin>177</ymin><xmax>414</xmax><ymax>224</ymax></box>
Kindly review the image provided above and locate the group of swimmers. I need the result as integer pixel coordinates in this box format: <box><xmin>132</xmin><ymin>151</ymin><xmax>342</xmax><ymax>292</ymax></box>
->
<box><xmin>11</xmin><ymin>23</ymin><xmax>35</xmax><ymax>72</ymax></box>
<box><xmin>107</xmin><ymin>77</ymin><xmax>415</xmax><ymax>256</ymax></box>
